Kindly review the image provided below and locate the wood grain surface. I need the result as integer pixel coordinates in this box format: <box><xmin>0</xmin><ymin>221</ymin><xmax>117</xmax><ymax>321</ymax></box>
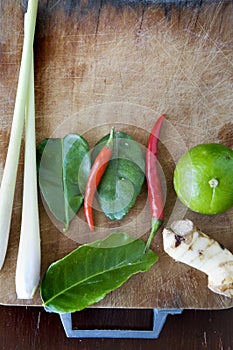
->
<box><xmin>0</xmin><ymin>0</ymin><xmax>233</xmax><ymax>309</ymax></box>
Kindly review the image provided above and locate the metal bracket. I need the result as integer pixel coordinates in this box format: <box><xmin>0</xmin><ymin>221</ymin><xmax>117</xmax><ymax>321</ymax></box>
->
<box><xmin>59</xmin><ymin>309</ymin><xmax>183</xmax><ymax>339</ymax></box>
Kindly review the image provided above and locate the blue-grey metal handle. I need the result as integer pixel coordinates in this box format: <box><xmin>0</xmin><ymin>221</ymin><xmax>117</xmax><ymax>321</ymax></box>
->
<box><xmin>59</xmin><ymin>309</ymin><xmax>183</xmax><ymax>339</ymax></box>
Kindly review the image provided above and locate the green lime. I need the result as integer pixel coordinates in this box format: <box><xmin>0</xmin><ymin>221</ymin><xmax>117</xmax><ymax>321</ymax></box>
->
<box><xmin>174</xmin><ymin>143</ymin><xmax>233</xmax><ymax>215</ymax></box>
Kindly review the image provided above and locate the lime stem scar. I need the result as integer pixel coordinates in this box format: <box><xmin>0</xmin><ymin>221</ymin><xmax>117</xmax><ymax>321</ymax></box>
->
<box><xmin>209</xmin><ymin>178</ymin><xmax>219</xmax><ymax>188</ymax></box>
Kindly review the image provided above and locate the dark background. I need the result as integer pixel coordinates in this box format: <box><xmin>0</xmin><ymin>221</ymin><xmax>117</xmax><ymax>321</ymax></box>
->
<box><xmin>0</xmin><ymin>306</ymin><xmax>232</xmax><ymax>349</ymax></box>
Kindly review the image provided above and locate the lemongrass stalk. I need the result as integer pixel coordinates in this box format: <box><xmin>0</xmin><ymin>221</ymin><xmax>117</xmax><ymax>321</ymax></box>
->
<box><xmin>15</xmin><ymin>52</ymin><xmax>40</xmax><ymax>299</ymax></box>
<box><xmin>0</xmin><ymin>0</ymin><xmax>38</xmax><ymax>269</ymax></box>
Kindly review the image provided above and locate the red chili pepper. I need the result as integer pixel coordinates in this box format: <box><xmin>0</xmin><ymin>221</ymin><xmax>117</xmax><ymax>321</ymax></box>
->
<box><xmin>145</xmin><ymin>114</ymin><xmax>165</xmax><ymax>251</ymax></box>
<box><xmin>84</xmin><ymin>128</ymin><xmax>114</xmax><ymax>232</ymax></box>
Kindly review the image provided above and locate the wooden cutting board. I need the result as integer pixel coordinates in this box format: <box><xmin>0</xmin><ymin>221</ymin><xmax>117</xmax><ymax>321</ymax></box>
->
<box><xmin>0</xmin><ymin>0</ymin><xmax>233</xmax><ymax>310</ymax></box>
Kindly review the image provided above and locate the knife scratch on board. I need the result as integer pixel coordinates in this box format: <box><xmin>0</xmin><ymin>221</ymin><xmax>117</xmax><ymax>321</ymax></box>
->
<box><xmin>48</xmin><ymin>0</ymin><xmax>62</xmax><ymax>11</ymax></box>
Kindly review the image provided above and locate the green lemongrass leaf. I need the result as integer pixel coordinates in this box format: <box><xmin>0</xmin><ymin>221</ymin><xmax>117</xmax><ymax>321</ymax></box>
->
<box><xmin>92</xmin><ymin>132</ymin><xmax>145</xmax><ymax>220</ymax></box>
<box><xmin>41</xmin><ymin>233</ymin><xmax>158</xmax><ymax>313</ymax></box>
<box><xmin>15</xmin><ymin>51</ymin><xmax>41</xmax><ymax>299</ymax></box>
<box><xmin>0</xmin><ymin>0</ymin><xmax>38</xmax><ymax>269</ymax></box>
<box><xmin>37</xmin><ymin>134</ymin><xmax>90</xmax><ymax>231</ymax></box>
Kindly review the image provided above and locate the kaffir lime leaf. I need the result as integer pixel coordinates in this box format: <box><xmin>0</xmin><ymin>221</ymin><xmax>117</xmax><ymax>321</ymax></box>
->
<box><xmin>173</xmin><ymin>143</ymin><xmax>233</xmax><ymax>215</ymax></box>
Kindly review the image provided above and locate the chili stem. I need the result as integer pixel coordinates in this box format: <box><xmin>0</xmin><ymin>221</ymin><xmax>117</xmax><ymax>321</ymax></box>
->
<box><xmin>144</xmin><ymin>218</ymin><xmax>162</xmax><ymax>253</ymax></box>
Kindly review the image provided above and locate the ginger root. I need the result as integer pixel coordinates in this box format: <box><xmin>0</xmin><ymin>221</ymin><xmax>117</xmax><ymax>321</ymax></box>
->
<box><xmin>162</xmin><ymin>219</ymin><xmax>233</xmax><ymax>298</ymax></box>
